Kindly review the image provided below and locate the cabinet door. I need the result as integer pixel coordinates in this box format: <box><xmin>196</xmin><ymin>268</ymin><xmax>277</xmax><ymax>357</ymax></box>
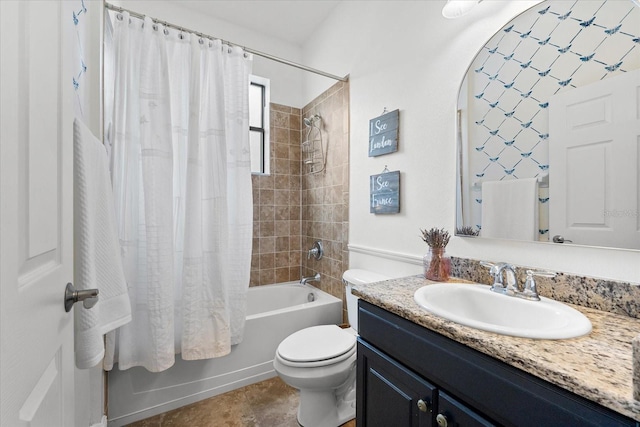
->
<box><xmin>435</xmin><ymin>391</ymin><xmax>496</xmax><ymax>427</ymax></box>
<box><xmin>357</xmin><ymin>340</ymin><xmax>436</xmax><ymax>427</ymax></box>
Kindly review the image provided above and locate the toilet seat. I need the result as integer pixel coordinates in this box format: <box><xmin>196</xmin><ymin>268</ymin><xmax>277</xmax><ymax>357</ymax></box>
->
<box><xmin>277</xmin><ymin>325</ymin><xmax>356</xmax><ymax>368</ymax></box>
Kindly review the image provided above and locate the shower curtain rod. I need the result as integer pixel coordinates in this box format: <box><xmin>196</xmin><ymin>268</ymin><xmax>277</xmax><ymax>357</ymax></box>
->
<box><xmin>104</xmin><ymin>2</ymin><xmax>349</xmax><ymax>82</ymax></box>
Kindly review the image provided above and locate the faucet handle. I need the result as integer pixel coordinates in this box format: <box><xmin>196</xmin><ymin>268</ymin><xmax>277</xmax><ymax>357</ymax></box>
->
<box><xmin>479</xmin><ymin>260</ymin><xmax>496</xmax><ymax>269</ymax></box>
<box><xmin>480</xmin><ymin>261</ymin><xmax>500</xmax><ymax>283</ymax></box>
<box><xmin>522</xmin><ymin>269</ymin><xmax>555</xmax><ymax>300</ymax></box>
<box><xmin>528</xmin><ymin>269</ymin><xmax>556</xmax><ymax>278</ymax></box>
<box><xmin>307</xmin><ymin>240</ymin><xmax>323</xmax><ymax>260</ymax></box>
<box><xmin>481</xmin><ymin>261</ymin><xmax>509</xmax><ymax>290</ymax></box>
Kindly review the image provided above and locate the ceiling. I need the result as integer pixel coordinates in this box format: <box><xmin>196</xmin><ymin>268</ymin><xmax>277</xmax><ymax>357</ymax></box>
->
<box><xmin>172</xmin><ymin>1</ymin><xmax>342</xmax><ymax>46</ymax></box>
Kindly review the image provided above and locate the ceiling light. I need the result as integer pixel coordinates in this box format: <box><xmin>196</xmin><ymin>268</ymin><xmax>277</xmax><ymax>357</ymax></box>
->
<box><xmin>442</xmin><ymin>0</ymin><xmax>482</xmax><ymax>19</ymax></box>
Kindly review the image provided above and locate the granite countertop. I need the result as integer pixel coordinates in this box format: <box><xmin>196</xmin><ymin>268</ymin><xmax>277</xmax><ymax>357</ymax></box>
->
<box><xmin>353</xmin><ymin>275</ymin><xmax>640</xmax><ymax>422</ymax></box>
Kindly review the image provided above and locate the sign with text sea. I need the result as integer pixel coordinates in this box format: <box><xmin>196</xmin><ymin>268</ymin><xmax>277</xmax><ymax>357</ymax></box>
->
<box><xmin>368</xmin><ymin>109</ymin><xmax>399</xmax><ymax>157</ymax></box>
<box><xmin>370</xmin><ymin>170</ymin><xmax>400</xmax><ymax>214</ymax></box>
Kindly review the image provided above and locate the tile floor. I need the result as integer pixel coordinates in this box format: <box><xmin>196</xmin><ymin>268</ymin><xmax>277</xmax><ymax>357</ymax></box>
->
<box><xmin>125</xmin><ymin>377</ymin><xmax>356</xmax><ymax>427</ymax></box>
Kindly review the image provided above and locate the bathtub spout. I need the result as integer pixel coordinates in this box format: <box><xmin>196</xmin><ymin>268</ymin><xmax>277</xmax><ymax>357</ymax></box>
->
<box><xmin>300</xmin><ymin>273</ymin><xmax>321</xmax><ymax>285</ymax></box>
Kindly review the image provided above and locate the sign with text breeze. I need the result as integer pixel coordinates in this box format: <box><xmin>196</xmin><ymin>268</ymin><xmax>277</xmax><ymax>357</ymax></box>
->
<box><xmin>370</xmin><ymin>171</ymin><xmax>400</xmax><ymax>214</ymax></box>
<box><xmin>368</xmin><ymin>109</ymin><xmax>399</xmax><ymax>157</ymax></box>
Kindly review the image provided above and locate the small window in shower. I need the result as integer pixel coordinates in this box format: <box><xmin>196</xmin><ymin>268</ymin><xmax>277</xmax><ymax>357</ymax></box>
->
<box><xmin>249</xmin><ymin>75</ymin><xmax>270</xmax><ymax>175</ymax></box>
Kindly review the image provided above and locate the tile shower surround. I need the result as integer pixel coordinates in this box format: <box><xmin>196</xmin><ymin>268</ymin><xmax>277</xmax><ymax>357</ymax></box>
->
<box><xmin>301</xmin><ymin>81</ymin><xmax>350</xmax><ymax>309</ymax></box>
<box><xmin>250</xmin><ymin>81</ymin><xmax>350</xmax><ymax>318</ymax></box>
<box><xmin>250</xmin><ymin>104</ymin><xmax>303</xmax><ymax>287</ymax></box>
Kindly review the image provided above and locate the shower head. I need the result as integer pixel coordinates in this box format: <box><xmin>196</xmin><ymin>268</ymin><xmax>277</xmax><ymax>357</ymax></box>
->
<box><xmin>303</xmin><ymin>114</ymin><xmax>321</xmax><ymax>127</ymax></box>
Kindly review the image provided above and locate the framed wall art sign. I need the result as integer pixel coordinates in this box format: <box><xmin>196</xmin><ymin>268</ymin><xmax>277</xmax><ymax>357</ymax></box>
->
<box><xmin>368</xmin><ymin>109</ymin><xmax>399</xmax><ymax>157</ymax></box>
<box><xmin>370</xmin><ymin>169</ymin><xmax>400</xmax><ymax>214</ymax></box>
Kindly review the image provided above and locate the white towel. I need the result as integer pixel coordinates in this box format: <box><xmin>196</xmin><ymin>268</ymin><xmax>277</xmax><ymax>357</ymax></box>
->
<box><xmin>73</xmin><ymin>119</ymin><xmax>131</xmax><ymax>369</ymax></box>
<box><xmin>481</xmin><ymin>177</ymin><xmax>539</xmax><ymax>241</ymax></box>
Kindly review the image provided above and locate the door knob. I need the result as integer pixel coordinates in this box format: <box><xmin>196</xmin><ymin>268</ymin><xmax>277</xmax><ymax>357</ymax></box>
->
<box><xmin>552</xmin><ymin>235</ymin><xmax>573</xmax><ymax>243</ymax></box>
<box><xmin>64</xmin><ymin>283</ymin><xmax>99</xmax><ymax>312</ymax></box>
<box><xmin>436</xmin><ymin>413</ymin><xmax>449</xmax><ymax>427</ymax></box>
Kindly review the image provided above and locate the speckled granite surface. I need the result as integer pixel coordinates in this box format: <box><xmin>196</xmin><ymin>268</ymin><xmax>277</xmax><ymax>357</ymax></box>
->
<box><xmin>353</xmin><ymin>275</ymin><xmax>640</xmax><ymax>422</ymax></box>
<box><xmin>634</xmin><ymin>336</ymin><xmax>640</xmax><ymax>402</ymax></box>
<box><xmin>451</xmin><ymin>257</ymin><xmax>640</xmax><ymax>319</ymax></box>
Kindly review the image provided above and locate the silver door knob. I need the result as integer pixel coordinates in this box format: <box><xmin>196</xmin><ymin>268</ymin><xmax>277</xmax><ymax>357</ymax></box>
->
<box><xmin>64</xmin><ymin>282</ymin><xmax>99</xmax><ymax>312</ymax></box>
<box><xmin>552</xmin><ymin>235</ymin><xmax>573</xmax><ymax>243</ymax></box>
<box><xmin>436</xmin><ymin>413</ymin><xmax>448</xmax><ymax>427</ymax></box>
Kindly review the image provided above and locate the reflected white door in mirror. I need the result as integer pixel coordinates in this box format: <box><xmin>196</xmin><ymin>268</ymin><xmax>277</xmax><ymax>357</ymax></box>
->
<box><xmin>549</xmin><ymin>69</ymin><xmax>640</xmax><ymax>250</ymax></box>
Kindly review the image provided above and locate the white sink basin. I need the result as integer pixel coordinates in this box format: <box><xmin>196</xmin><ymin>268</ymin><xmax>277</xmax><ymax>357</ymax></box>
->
<box><xmin>413</xmin><ymin>283</ymin><xmax>592</xmax><ymax>339</ymax></box>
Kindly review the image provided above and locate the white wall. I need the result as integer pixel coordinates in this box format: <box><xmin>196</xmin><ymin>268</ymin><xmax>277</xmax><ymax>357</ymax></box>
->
<box><xmin>101</xmin><ymin>0</ymin><xmax>639</xmax><ymax>294</ymax></box>
<box><xmin>110</xmin><ymin>0</ymin><xmax>307</xmax><ymax>107</ymax></box>
<box><xmin>302</xmin><ymin>0</ymin><xmax>640</xmax><ymax>283</ymax></box>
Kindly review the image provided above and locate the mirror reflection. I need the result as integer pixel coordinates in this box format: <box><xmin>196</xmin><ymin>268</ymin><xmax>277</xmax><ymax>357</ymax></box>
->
<box><xmin>456</xmin><ymin>0</ymin><xmax>640</xmax><ymax>250</ymax></box>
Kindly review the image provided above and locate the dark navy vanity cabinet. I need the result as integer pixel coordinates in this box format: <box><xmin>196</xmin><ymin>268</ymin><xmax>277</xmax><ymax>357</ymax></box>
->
<box><xmin>356</xmin><ymin>300</ymin><xmax>636</xmax><ymax>427</ymax></box>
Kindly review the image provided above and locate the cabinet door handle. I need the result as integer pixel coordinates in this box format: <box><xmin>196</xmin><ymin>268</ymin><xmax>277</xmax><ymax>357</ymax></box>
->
<box><xmin>417</xmin><ymin>398</ymin><xmax>430</xmax><ymax>413</ymax></box>
<box><xmin>436</xmin><ymin>413</ymin><xmax>449</xmax><ymax>427</ymax></box>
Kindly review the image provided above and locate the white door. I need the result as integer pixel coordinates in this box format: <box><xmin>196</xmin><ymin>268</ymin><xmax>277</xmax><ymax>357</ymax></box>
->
<box><xmin>549</xmin><ymin>69</ymin><xmax>640</xmax><ymax>250</ymax></box>
<box><xmin>1</xmin><ymin>1</ymin><xmax>76</xmax><ymax>426</ymax></box>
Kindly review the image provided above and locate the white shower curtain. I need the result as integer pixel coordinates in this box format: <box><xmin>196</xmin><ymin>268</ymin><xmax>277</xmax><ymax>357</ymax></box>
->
<box><xmin>106</xmin><ymin>12</ymin><xmax>253</xmax><ymax>372</ymax></box>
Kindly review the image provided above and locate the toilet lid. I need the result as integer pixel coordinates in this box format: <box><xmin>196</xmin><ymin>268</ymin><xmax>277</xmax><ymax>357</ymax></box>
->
<box><xmin>277</xmin><ymin>325</ymin><xmax>356</xmax><ymax>363</ymax></box>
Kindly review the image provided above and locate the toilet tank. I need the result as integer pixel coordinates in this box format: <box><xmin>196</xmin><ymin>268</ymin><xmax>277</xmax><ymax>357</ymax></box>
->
<box><xmin>342</xmin><ymin>269</ymin><xmax>390</xmax><ymax>332</ymax></box>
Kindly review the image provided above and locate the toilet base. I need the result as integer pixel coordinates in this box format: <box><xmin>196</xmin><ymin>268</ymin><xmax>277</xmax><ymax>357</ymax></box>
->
<box><xmin>297</xmin><ymin>389</ymin><xmax>355</xmax><ymax>427</ymax></box>
<box><xmin>296</xmin><ymin>366</ymin><xmax>356</xmax><ymax>427</ymax></box>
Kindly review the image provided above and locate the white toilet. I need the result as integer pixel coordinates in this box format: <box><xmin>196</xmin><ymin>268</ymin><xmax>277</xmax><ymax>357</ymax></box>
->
<box><xmin>273</xmin><ymin>269</ymin><xmax>389</xmax><ymax>427</ymax></box>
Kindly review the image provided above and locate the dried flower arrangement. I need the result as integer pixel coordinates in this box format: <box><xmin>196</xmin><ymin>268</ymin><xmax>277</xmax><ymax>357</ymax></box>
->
<box><xmin>420</xmin><ymin>227</ymin><xmax>451</xmax><ymax>281</ymax></box>
<box><xmin>420</xmin><ymin>227</ymin><xmax>451</xmax><ymax>248</ymax></box>
<box><xmin>455</xmin><ymin>226</ymin><xmax>479</xmax><ymax>237</ymax></box>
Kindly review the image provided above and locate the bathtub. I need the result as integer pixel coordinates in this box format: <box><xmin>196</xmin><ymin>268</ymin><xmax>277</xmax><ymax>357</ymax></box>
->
<box><xmin>107</xmin><ymin>282</ymin><xmax>342</xmax><ymax>426</ymax></box>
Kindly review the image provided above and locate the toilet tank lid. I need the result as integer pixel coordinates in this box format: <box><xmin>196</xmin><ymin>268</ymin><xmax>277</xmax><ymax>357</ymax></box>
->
<box><xmin>342</xmin><ymin>269</ymin><xmax>390</xmax><ymax>285</ymax></box>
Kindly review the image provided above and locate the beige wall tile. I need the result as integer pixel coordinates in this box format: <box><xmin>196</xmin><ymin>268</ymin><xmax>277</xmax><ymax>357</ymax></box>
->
<box><xmin>251</xmin><ymin>82</ymin><xmax>349</xmax><ymax>307</ymax></box>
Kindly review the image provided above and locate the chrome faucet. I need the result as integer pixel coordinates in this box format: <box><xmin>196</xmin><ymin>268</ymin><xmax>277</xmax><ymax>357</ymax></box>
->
<box><xmin>493</xmin><ymin>262</ymin><xmax>518</xmax><ymax>294</ymax></box>
<box><xmin>481</xmin><ymin>261</ymin><xmax>514</xmax><ymax>293</ymax></box>
<box><xmin>300</xmin><ymin>273</ymin><xmax>321</xmax><ymax>285</ymax></box>
<box><xmin>481</xmin><ymin>261</ymin><xmax>555</xmax><ymax>301</ymax></box>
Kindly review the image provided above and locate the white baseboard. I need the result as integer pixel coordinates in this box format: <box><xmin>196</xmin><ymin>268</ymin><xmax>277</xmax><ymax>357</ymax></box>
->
<box><xmin>90</xmin><ymin>415</ymin><xmax>107</xmax><ymax>427</ymax></box>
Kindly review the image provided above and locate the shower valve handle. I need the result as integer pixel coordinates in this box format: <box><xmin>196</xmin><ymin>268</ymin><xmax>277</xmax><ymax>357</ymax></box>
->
<box><xmin>307</xmin><ymin>240</ymin><xmax>324</xmax><ymax>260</ymax></box>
